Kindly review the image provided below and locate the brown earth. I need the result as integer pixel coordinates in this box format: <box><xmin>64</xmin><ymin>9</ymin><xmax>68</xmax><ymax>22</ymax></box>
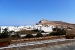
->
<box><xmin>37</xmin><ymin>19</ymin><xmax>75</xmax><ymax>27</ymax></box>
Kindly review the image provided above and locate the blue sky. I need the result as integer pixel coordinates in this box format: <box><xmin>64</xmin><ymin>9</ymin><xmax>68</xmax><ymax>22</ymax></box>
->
<box><xmin>0</xmin><ymin>0</ymin><xmax>75</xmax><ymax>26</ymax></box>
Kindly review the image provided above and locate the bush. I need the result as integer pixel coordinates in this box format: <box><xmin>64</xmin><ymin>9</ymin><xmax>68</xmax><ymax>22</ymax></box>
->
<box><xmin>25</xmin><ymin>34</ymin><xmax>34</xmax><ymax>38</ymax></box>
<box><xmin>66</xmin><ymin>34</ymin><xmax>75</xmax><ymax>36</ymax></box>
<box><xmin>0</xmin><ymin>28</ymin><xmax>9</xmax><ymax>38</ymax></box>
<box><xmin>36</xmin><ymin>33</ymin><xmax>43</xmax><ymax>37</ymax></box>
<box><xmin>49</xmin><ymin>32</ymin><xmax>58</xmax><ymax>36</ymax></box>
<box><xmin>66</xmin><ymin>34</ymin><xmax>75</xmax><ymax>39</ymax></box>
<box><xmin>0</xmin><ymin>39</ymin><xmax>10</xmax><ymax>45</ymax></box>
<box><xmin>52</xmin><ymin>28</ymin><xmax>57</xmax><ymax>31</ymax></box>
<box><xmin>32</xmin><ymin>29</ymin><xmax>39</xmax><ymax>32</ymax></box>
<box><xmin>0</xmin><ymin>39</ymin><xmax>9</xmax><ymax>42</ymax></box>
<box><xmin>49</xmin><ymin>30</ymin><xmax>66</xmax><ymax>36</ymax></box>
<box><xmin>50</xmin><ymin>28</ymin><xmax>66</xmax><ymax>36</ymax></box>
<box><xmin>0</xmin><ymin>33</ymin><xmax>9</xmax><ymax>38</ymax></box>
<box><xmin>11</xmin><ymin>35</ymin><xmax>17</xmax><ymax>37</ymax></box>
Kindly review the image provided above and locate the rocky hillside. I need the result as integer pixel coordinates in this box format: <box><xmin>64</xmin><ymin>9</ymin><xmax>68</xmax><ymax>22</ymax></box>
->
<box><xmin>36</xmin><ymin>19</ymin><xmax>75</xmax><ymax>27</ymax></box>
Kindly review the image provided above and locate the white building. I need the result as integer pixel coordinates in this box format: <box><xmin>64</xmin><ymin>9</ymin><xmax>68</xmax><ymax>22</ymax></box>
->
<box><xmin>0</xmin><ymin>26</ymin><xmax>19</xmax><ymax>33</ymax></box>
<box><xmin>40</xmin><ymin>26</ymin><xmax>53</xmax><ymax>32</ymax></box>
<box><xmin>32</xmin><ymin>25</ymin><xmax>54</xmax><ymax>32</ymax></box>
<box><xmin>0</xmin><ymin>24</ymin><xmax>55</xmax><ymax>33</ymax></box>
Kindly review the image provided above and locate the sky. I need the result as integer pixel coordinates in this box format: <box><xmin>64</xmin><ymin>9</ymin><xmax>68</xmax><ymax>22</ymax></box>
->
<box><xmin>0</xmin><ymin>0</ymin><xmax>75</xmax><ymax>26</ymax></box>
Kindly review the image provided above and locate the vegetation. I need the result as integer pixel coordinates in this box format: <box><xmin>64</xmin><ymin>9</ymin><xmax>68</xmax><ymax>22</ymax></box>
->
<box><xmin>50</xmin><ymin>27</ymin><xmax>66</xmax><ymax>36</ymax></box>
<box><xmin>66</xmin><ymin>34</ymin><xmax>75</xmax><ymax>36</ymax></box>
<box><xmin>66</xmin><ymin>29</ymin><xmax>75</xmax><ymax>35</ymax></box>
<box><xmin>0</xmin><ymin>28</ymin><xmax>9</xmax><ymax>38</ymax></box>
<box><xmin>66</xmin><ymin>34</ymin><xmax>75</xmax><ymax>39</ymax></box>
<box><xmin>25</xmin><ymin>34</ymin><xmax>34</xmax><ymax>38</ymax></box>
<box><xmin>0</xmin><ymin>40</ymin><xmax>10</xmax><ymax>47</ymax></box>
<box><xmin>18</xmin><ymin>30</ymin><xmax>40</xmax><ymax>34</ymax></box>
<box><xmin>0</xmin><ymin>33</ymin><xmax>9</xmax><ymax>38</ymax></box>
<box><xmin>49</xmin><ymin>32</ymin><xmax>58</xmax><ymax>36</ymax></box>
<box><xmin>36</xmin><ymin>33</ymin><xmax>43</xmax><ymax>37</ymax></box>
<box><xmin>0</xmin><ymin>27</ymin><xmax>67</xmax><ymax>39</ymax></box>
<box><xmin>66</xmin><ymin>29</ymin><xmax>75</xmax><ymax>39</ymax></box>
<box><xmin>0</xmin><ymin>39</ymin><xmax>10</xmax><ymax>43</ymax></box>
<box><xmin>52</xmin><ymin>28</ymin><xmax>57</xmax><ymax>31</ymax></box>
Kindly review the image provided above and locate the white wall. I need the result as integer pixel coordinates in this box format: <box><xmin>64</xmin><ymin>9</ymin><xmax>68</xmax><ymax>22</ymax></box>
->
<box><xmin>0</xmin><ymin>25</ymin><xmax>54</xmax><ymax>33</ymax></box>
<box><xmin>41</xmin><ymin>26</ymin><xmax>53</xmax><ymax>32</ymax></box>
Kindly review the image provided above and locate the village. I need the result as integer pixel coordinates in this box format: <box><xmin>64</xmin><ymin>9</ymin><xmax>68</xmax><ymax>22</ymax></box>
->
<box><xmin>0</xmin><ymin>20</ymin><xmax>75</xmax><ymax>48</ymax></box>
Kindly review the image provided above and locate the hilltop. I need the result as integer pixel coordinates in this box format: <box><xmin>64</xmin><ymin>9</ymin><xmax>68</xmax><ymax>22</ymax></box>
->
<box><xmin>36</xmin><ymin>19</ymin><xmax>75</xmax><ymax>28</ymax></box>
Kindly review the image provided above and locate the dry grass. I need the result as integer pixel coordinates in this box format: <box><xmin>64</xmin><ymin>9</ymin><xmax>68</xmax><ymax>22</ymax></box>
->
<box><xmin>18</xmin><ymin>30</ymin><xmax>40</xmax><ymax>34</ymax></box>
<box><xmin>66</xmin><ymin>29</ymin><xmax>75</xmax><ymax>35</ymax></box>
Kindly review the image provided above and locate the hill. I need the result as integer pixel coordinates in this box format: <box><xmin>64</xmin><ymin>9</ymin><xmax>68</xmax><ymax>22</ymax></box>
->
<box><xmin>36</xmin><ymin>19</ymin><xmax>75</xmax><ymax>28</ymax></box>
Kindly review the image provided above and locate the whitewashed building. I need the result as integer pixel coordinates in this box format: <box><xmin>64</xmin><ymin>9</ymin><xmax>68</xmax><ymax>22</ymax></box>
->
<box><xmin>0</xmin><ymin>24</ymin><xmax>55</xmax><ymax>33</ymax></box>
<box><xmin>32</xmin><ymin>25</ymin><xmax>54</xmax><ymax>32</ymax></box>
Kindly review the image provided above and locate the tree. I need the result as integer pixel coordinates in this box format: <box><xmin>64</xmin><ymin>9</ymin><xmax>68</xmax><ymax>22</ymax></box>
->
<box><xmin>2</xmin><ymin>28</ymin><xmax>9</xmax><ymax>34</ymax></box>
<box><xmin>0</xmin><ymin>28</ymin><xmax>9</xmax><ymax>38</ymax></box>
